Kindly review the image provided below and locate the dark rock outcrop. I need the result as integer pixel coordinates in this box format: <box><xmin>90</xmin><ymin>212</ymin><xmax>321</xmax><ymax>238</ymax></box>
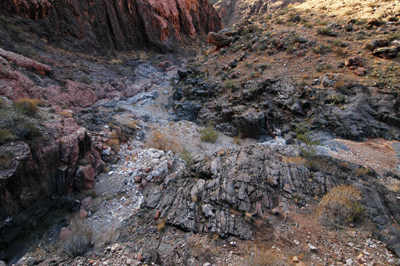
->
<box><xmin>0</xmin><ymin>0</ymin><xmax>222</xmax><ymax>52</ymax></box>
<box><xmin>172</xmin><ymin>69</ymin><xmax>400</xmax><ymax>141</ymax></box>
<box><xmin>0</xmin><ymin>97</ymin><xmax>104</xmax><ymax>261</ymax></box>
<box><xmin>131</xmin><ymin>144</ymin><xmax>400</xmax><ymax>253</ymax></box>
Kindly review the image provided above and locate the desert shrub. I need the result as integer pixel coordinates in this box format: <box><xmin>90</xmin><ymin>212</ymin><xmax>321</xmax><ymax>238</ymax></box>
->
<box><xmin>157</xmin><ymin>219</ymin><xmax>166</xmax><ymax>231</ymax></box>
<box><xmin>59</xmin><ymin>111</ymin><xmax>73</xmax><ymax>118</ymax></box>
<box><xmin>14</xmin><ymin>98</ymin><xmax>44</xmax><ymax>116</ymax></box>
<box><xmin>295</xmin><ymin>123</ymin><xmax>319</xmax><ymax>146</ymax></box>
<box><xmin>199</xmin><ymin>124</ymin><xmax>219</xmax><ymax>143</ymax></box>
<box><xmin>316</xmin><ymin>184</ymin><xmax>365</xmax><ymax>228</ymax></box>
<box><xmin>243</xmin><ymin>246</ymin><xmax>288</xmax><ymax>266</ymax></box>
<box><xmin>0</xmin><ymin>149</ymin><xmax>12</xmax><ymax>170</ymax></box>
<box><xmin>327</xmin><ymin>94</ymin><xmax>347</xmax><ymax>105</ymax></box>
<box><xmin>14</xmin><ymin>122</ymin><xmax>42</xmax><ymax>141</ymax></box>
<box><xmin>0</xmin><ymin>129</ymin><xmax>16</xmax><ymax>144</ymax></box>
<box><xmin>110</xmin><ymin>131</ymin><xmax>127</xmax><ymax>143</ymax></box>
<box><xmin>316</xmin><ymin>63</ymin><xmax>331</xmax><ymax>72</ymax></box>
<box><xmin>107</xmin><ymin>138</ymin><xmax>120</xmax><ymax>151</ymax></box>
<box><xmin>334</xmin><ymin>47</ymin><xmax>347</xmax><ymax>56</ymax></box>
<box><xmin>146</xmin><ymin>129</ymin><xmax>180</xmax><ymax>152</ymax></box>
<box><xmin>223</xmin><ymin>80</ymin><xmax>239</xmax><ymax>92</ymax></box>
<box><xmin>115</xmin><ymin>107</ymin><xmax>126</xmax><ymax>113</ymax></box>
<box><xmin>58</xmin><ymin>219</ymin><xmax>93</xmax><ymax>257</ymax></box>
<box><xmin>79</xmin><ymin>75</ymin><xmax>91</xmax><ymax>84</ymax></box>
<box><xmin>313</xmin><ymin>43</ymin><xmax>331</xmax><ymax>54</ymax></box>
<box><xmin>317</xmin><ymin>27</ymin><xmax>333</xmax><ymax>36</ymax></box>
<box><xmin>233</xmin><ymin>135</ymin><xmax>241</xmax><ymax>145</ymax></box>
<box><xmin>126</xmin><ymin>120</ymin><xmax>140</xmax><ymax>130</ymax></box>
<box><xmin>180</xmin><ymin>147</ymin><xmax>194</xmax><ymax>164</ymax></box>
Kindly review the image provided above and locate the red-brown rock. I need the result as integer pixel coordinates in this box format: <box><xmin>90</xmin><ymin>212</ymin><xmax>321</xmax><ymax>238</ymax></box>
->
<box><xmin>0</xmin><ymin>48</ymin><xmax>52</xmax><ymax>75</ymax></box>
<box><xmin>207</xmin><ymin>32</ymin><xmax>232</xmax><ymax>48</ymax></box>
<box><xmin>141</xmin><ymin>179</ymin><xmax>149</xmax><ymax>187</ymax></box>
<box><xmin>0</xmin><ymin>54</ymin><xmax>98</xmax><ymax>108</ymax></box>
<box><xmin>78</xmin><ymin>209</ymin><xmax>88</xmax><ymax>218</ymax></box>
<box><xmin>154</xmin><ymin>210</ymin><xmax>161</xmax><ymax>219</ymax></box>
<box><xmin>81</xmin><ymin>196</ymin><xmax>93</xmax><ymax>207</ymax></box>
<box><xmin>0</xmin><ymin>0</ymin><xmax>222</xmax><ymax>52</ymax></box>
<box><xmin>354</xmin><ymin>67</ymin><xmax>367</xmax><ymax>76</ymax></box>
<box><xmin>345</xmin><ymin>56</ymin><xmax>362</xmax><ymax>67</ymax></box>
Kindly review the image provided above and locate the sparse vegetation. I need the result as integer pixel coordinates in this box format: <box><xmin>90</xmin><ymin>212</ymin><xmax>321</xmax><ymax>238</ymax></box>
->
<box><xmin>316</xmin><ymin>184</ymin><xmax>365</xmax><ymax>228</ymax></box>
<box><xmin>14</xmin><ymin>98</ymin><xmax>44</xmax><ymax>116</ymax></box>
<box><xmin>59</xmin><ymin>111</ymin><xmax>73</xmax><ymax>118</ymax></box>
<box><xmin>243</xmin><ymin>246</ymin><xmax>288</xmax><ymax>266</ymax></box>
<box><xmin>146</xmin><ymin>129</ymin><xmax>180</xmax><ymax>152</ymax></box>
<box><xmin>199</xmin><ymin>123</ymin><xmax>219</xmax><ymax>143</ymax></box>
<box><xmin>180</xmin><ymin>147</ymin><xmax>194</xmax><ymax>164</ymax></box>
<box><xmin>295</xmin><ymin>123</ymin><xmax>319</xmax><ymax>146</ymax></box>
<box><xmin>0</xmin><ymin>149</ymin><xmax>13</xmax><ymax>170</ymax></box>
<box><xmin>58</xmin><ymin>219</ymin><xmax>94</xmax><ymax>257</ymax></box>
<box><xmin>313</xmin><ymin>43</ymin><xmax>331</xmax><ymax>54</ymax></box>
<box><xmin>107</xmin><ymin>138</ymin><xmax>120</xmax><ymax>151</ymax></box>
<box><xmin>327</xmin><ymin>94</ymin><xmax>347</xmax><ymax>106</ymax></box>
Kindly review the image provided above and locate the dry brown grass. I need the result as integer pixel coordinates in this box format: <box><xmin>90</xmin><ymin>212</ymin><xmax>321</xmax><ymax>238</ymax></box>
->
<box><xmin>14</xmin><ymin>98</ymin><xmax>45</xmax><ymax>115</ymax></box>
<box><xmin>243</xmin><ymin>246</ymin><xmax>288</xmax><ymax>266</ymax></box>
<box><xmin>58</xmin><ymin>218</ymin><xmax>94</xmax><ymax>257</ymax></box>
<box><xmin>282</xmin><ymin>156</ymin><xmax>306</xmax><ymax>165</ymax></box>
<box><xmin>316</xmin><ymin>184</ymin><xmax>365</xmax><ymax>228</ymax></box>
<box><xmin>107</xmin><ymin>139</ymin><xmax>120</xmax><ymax>151</ymax></box>
<box><xmin>146</xmin><ymin>129</ymin><xmax>180</xmax><ymax>152</ymax></box>
<box><xmin>59</xmin><ymin>111</ymin><xmax>73</xmax><ymax>118</ymax></box>
<box><xmin>126</xmin><ymin>120</ymin><xmax>140</xmax><ymax>130</ymax></box>
<box><xmin>157</xmin><ymin>219</ymin><xmax>166</xmax><ymax>231</ymax></box>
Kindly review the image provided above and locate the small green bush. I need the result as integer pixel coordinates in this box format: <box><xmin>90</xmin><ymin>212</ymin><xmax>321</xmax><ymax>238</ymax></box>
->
<box><xmin>199</xmin><ymin>124</ymin><xmax>219</xmax><ymax>143</ymax></box>
<box><xmin>327</xmin><ymin>94</ymin><xmax>347</xmax><ymax>105</ymax></box>
<box><xmin>0</xmin><ymin>129</ymin><xmax>16</xmax><ymax>144</ymax></box>
<box><xmin>313</xmin><ymin>43</ymin><xmax>331</xmax><ymax>54</ymax></box>
<box><xmin>180</xmin><ymin>147</ymin><xmax>194</xmax><ymax>164</ymax></box>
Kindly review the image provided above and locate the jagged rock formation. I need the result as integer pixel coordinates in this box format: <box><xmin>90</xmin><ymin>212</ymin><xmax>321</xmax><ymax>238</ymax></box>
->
<box><xmin>0</xmin><ymin>112</ymin><xmax>104</xmax><ymax>260</ymax></box>
<box><xmin>0</xmin><ymin>0</ymin><xmax>222</xmax><ymax>52</ymax></box>
<box><xmin>171</xmin><ymin>69</ymin><xmax>400</xmax><ymax>141</ymax></box>
<box><xmin>125</xmin><ymin>144</ymin><xmax>400</xmax><ymax>261</ymax></box>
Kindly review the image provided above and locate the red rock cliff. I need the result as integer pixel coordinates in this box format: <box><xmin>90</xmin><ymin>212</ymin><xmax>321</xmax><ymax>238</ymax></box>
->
<box><xmin>0</xmin><ymin>0</ymin><xmax>222</xmax><ymax>51</ymax></box>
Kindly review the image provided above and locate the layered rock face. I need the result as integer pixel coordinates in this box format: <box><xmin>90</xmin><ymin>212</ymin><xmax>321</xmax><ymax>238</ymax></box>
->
<box><xmin>126</xmin><ymin>144</ymin><xmax>400</xmax><ymax>262</ymax></box>
<box><xmin>0</xmin><ymin>0</ymin><xmax>222</xmax><ymax>51</ymax></box>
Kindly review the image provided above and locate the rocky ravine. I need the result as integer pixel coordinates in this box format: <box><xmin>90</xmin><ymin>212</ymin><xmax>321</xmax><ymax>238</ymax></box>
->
<box><xmin>0</xmin><ymin>0</ymin><xmax>222</xmax><ymax>52</ymax></box>
<box><xmin>1</xmin><ymin>1</ymin><xmax>400</xmax><ymax>266</ymax></box>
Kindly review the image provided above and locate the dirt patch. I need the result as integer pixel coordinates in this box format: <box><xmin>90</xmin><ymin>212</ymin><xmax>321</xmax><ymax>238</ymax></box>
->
<box><xmin>295</xmin><ymin>0</ymin><xmax>400</xmax><ymax>20</ymax></box>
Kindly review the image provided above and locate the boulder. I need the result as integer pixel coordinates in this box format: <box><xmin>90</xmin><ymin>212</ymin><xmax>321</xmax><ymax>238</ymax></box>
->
<box><xmin>207</xmin><ymin>32</ymin><xmax>232</xmax><ymax>48</ymax></box>
<box><xmin>372</xmin><ymin>47</ymin><xmax>399</xmax><ymax>59</ymax></box>
<box><xmin>0</xmin><ymin>48</ymin><xmax>52</xmax><ymax>75</ymax></box>
<box><xmin>387</xmin><ymin>236</ymin><xmax>400</xmax><ymax>258</ymax></box>
<box><xmin>345</xmin><ymin>56</ymin><xmax>362</xmax><ymax>67</ymax></box>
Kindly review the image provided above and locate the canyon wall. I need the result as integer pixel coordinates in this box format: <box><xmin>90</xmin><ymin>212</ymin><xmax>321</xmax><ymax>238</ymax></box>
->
<box><xmin>0</xmin><ymin>0</ymin><xmax>222</xmax><ymax>52</ymax></box>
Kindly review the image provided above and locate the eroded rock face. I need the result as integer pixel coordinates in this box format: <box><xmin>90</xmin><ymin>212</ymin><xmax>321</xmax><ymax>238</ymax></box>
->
<box><xmin>127</xmin><ymin>144</ymin><xmax>400</xmax><ymax>261</ymax></box>
<box><xmin>0</xmin><ymin>127</ymin><xmax>103</xmax><ymax>218</ymax></box>
<box><xmin>0</xmin><ymin>0</ymin><xmax>222</xmax><ymax>52</ymax></box>
<box><xmin>0</xmin><ymin>115</ymin><xmax>104</xmax><ymax>260</ymax></box>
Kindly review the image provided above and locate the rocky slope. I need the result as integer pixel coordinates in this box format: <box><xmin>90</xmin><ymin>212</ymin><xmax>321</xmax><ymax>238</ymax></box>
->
<box><xmin>0</xmin><ymin>0</ymin><xmax>221</xmax><ymax>52</ymax></box>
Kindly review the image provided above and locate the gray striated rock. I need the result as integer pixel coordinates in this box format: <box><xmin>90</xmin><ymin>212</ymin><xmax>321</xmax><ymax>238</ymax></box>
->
<box><xmin>136</xmin><ymin>144</ymin><xmax>399</xmax><ymax>243</ymax></box>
